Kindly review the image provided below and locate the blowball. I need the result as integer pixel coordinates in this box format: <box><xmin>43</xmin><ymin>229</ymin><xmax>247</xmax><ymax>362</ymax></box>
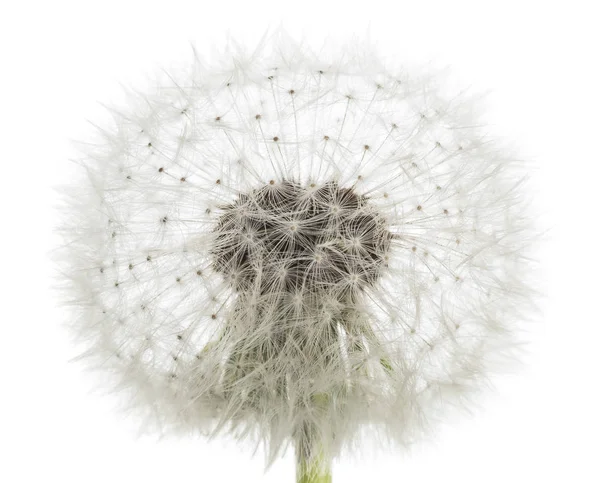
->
<box><xmin>59</xmin><ymin>34</ymin><xmax>534</xmax><ymax>472</ymax></box>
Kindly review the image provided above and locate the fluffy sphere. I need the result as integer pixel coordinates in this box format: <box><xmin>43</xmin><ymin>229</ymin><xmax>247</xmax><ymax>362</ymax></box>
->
<box><xmin>59</xmin><ymin>35</ymin><xmax>534</xmax><ymax>465</ymax></box>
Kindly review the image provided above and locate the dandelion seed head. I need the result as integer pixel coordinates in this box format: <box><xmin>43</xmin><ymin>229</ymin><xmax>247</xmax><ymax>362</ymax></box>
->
<box><xmin>58</xmin><ymin>32</ymin><xmax>536</xmax><ymax>467</ymax></box>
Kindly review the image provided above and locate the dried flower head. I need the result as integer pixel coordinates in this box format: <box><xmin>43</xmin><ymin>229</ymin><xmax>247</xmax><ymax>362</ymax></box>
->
<box><xmin>58</xmin><ymin>33</ymin><xmax>535</xmax><ymax>482</ymax></box>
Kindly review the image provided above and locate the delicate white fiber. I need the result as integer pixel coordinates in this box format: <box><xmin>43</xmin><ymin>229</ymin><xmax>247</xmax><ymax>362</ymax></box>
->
<box><xmin>58</xmin><ymin>31</ymin><xmax>536</xmax><ymax>468</ymax></box>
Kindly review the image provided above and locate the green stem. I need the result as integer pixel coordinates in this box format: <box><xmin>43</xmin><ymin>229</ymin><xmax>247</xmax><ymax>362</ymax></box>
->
<box><xmin>295</xmin><ymin>415</ymin><xmax>332</xmax><ymax>483</ymax></box>
<box><xmin>296</xmin><ymin>446</ymin><xmax>332</xmax><ymax>483</ymax></box>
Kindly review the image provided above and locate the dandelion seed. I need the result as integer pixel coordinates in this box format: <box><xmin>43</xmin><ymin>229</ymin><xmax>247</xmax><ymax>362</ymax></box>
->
<box><xmin>58</xmin><ymin>32</ymin><xmax>536</xmax><ymax>483</ymax></box>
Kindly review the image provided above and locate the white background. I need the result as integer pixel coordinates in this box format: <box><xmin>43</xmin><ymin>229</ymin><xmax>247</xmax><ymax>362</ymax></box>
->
<box><xmin>1</xmin><ymin>1</ymin><xmax>599</xmax><ymax>482</ymax></box>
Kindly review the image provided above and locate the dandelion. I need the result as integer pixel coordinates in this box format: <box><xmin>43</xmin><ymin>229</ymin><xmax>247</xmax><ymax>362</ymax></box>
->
<box><xmin>58</xmin><ymin>33</ymin><xmax>535</xmax><ymax>483</ymax></box>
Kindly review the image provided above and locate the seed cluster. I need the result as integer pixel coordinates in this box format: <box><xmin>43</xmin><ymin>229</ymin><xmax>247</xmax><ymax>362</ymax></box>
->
<box><xmin>212</xmin><ymin>180</ymin><xmax>392</xmax><ymax>297</ymax></box>
<box><xmin>59</xmin><ymin>35</ymin><xmax>534</xmax><ymax>468</ymax></box>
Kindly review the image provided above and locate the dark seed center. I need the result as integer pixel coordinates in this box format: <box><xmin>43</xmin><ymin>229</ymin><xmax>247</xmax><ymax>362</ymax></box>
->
<box><xmin>212</xmin><ymin>180</ymin><xmax>391</xmax><ymax>295</ymax></box>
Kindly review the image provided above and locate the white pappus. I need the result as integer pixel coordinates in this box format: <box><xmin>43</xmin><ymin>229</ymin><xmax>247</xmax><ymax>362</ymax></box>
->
<box><xmin>57</xmin><ymin>32</ymin><xmax>536</xmax><ymax>483</ymax></box>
